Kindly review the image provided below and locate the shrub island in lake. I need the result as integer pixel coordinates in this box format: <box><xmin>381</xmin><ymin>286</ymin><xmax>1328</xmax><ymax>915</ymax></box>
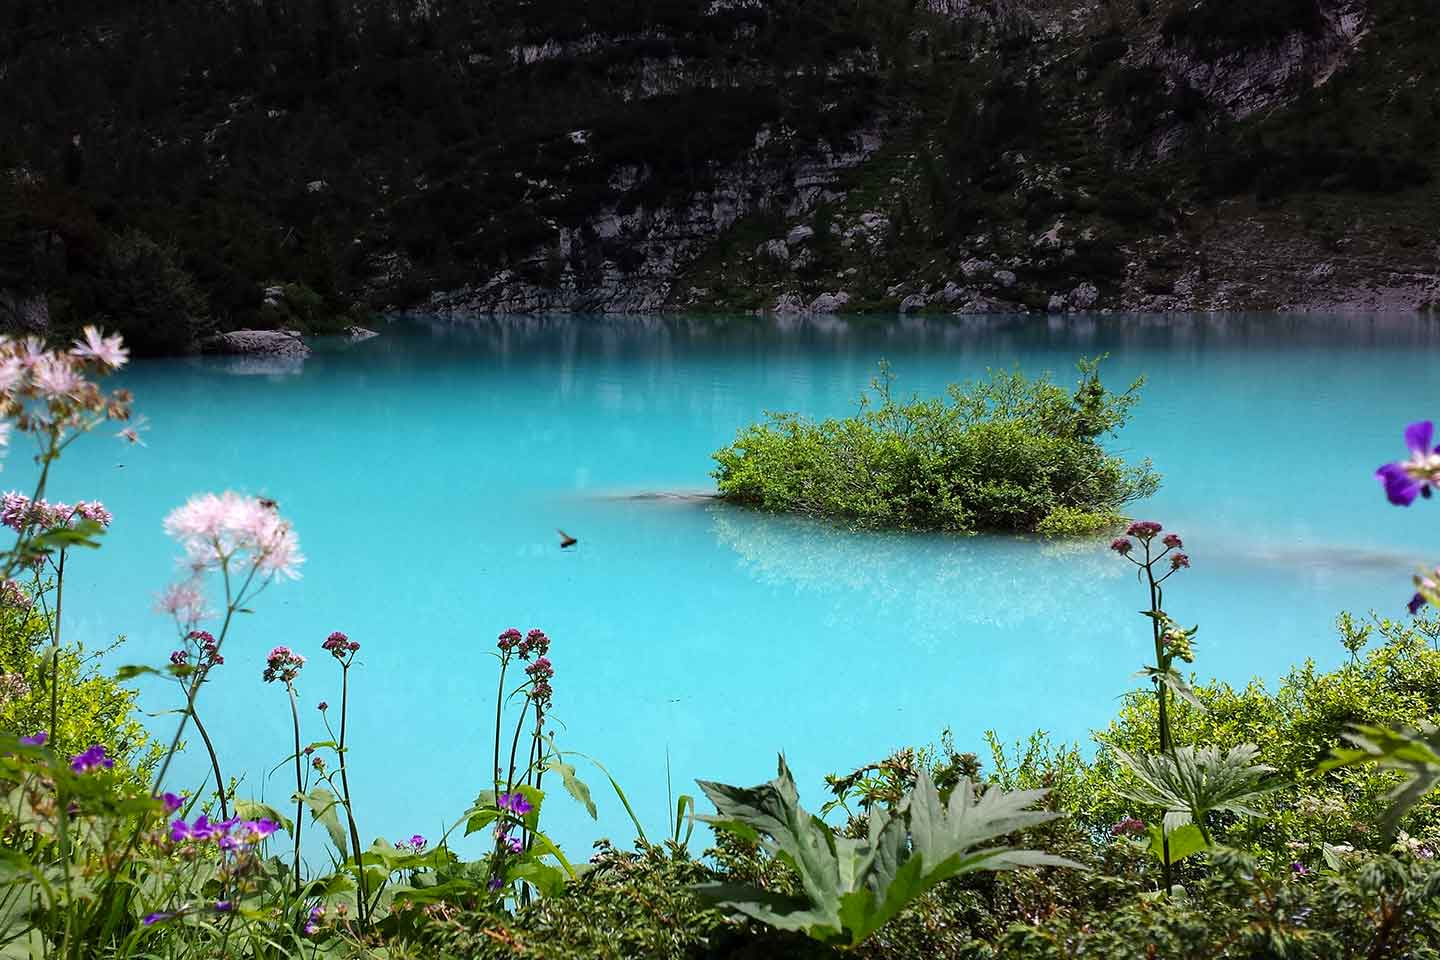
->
<box><xmin>711</xmin><ymin>359</ymin><xmax>1159</xmax><ymax>536</ymax></box>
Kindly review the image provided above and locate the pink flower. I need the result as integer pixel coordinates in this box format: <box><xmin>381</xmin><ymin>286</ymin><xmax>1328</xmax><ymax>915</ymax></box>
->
<box><xmin>31</xmin><ymin>355</ymin><xmax>83</xmax><ymax>399</ymax></box>
<box><xmin>1162</xmin><ymin>533</ymin><xmax>1183</xmax><ymax>549</ymax></box>
<box><xmin>1124</xmin><ymin>521</ymin><xmax>1162</xmax><ymax>540</ymax></box>
<box><xmin>73</xmin><ymin>500</ymin><xmax>112</xmax><ymax>526</ymax></box>
<box><xmin>1170</xmin><ymin>552</ymin><xmax>1190</xmax><ymax>570</ymax></box>
<box><xmin>70</xmin><ymin>326</ymin><xmax>129</xmax><ymax>370</ymax></box>
<box><xmin>155</xmin><ymin>580</ymin><xmax>210</xmax><ymax>625</ymax></box>
<box><xmin>1109</xmin><ymin>537</ymin><xmax>1132</xmax><ymax>555</ymax></box>
<box><xmin>262</xmin><ymin>646</ymin><xmax>305</xmax><ymax>684</ymax></box>
<box><xmin>163</xmin><ymin>492</ymin><xmax>304</xmax><ymax>580</ymax></box>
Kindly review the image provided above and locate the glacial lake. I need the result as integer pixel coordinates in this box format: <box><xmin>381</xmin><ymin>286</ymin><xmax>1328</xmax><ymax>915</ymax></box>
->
<box><xmin>35</xmin><ymin>312</ymin><xmax>1440</xmax><ymax>857</ymax></box>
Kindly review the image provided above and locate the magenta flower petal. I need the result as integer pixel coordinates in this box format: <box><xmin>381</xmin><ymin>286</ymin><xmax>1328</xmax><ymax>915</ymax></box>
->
<box><xmin>1405</xmin><ymin>421</ymin><xmax>1434</xmax><ymax>456</ymax></box>
<box><xmin>1377</xmin><ymin>464</ymin><xmax>1423</xmax><ymax>506</ymax></box>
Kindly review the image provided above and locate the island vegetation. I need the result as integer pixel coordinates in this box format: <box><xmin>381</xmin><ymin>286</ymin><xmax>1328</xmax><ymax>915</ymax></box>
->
<box><xmin>0</xmin><ymin>329</ymin><xmax>1437</xmax><ymax>958</ymax></box>
<box><xmin>712</xmin><ymin>359</ymin><xmax>1157</xmax><ymax>535</ymax></box>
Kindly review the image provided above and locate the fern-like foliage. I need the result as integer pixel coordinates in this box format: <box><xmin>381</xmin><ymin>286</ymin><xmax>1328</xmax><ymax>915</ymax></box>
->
<box><xmin>1322</xmin><ymin>722</ymin><xmax>1440</xmax><ymax>835</ymax></box>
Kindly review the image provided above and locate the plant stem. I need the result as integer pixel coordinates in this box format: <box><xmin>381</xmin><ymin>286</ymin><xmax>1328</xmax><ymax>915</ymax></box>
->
<box><xmin>493</xmin><ymin>657</ymin><xmax>508</xmax><ymax>800</ymax></box>
<box><xmin>287</xmin><ymin>681</ymin><xmax>304</xmax><ymax>899</ymax></box>
<box><xmin>46</xmin><ymin>549</ymin><xmax>65</xmax><ymax>742</ymax></box>
<box><xmin>191</xmin><ymin>704</ymin><xmax>228</xmax><ymax>820</ymax></box>
<box><xmin>337</xmin><ymin>664</ymin><xmax>369</xmax><ymax>928</ymax></box>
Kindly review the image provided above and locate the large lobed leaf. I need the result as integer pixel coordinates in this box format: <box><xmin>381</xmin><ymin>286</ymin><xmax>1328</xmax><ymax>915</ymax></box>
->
<box><xmin>695</xmin><ymin>755</ymin><xmax>1077</xmax><ymax>947</ymax></box>
<box><xmin>1116</xmin><ymin>744</ymin><xmax>1280</xmax><ymax>833</ymax></box>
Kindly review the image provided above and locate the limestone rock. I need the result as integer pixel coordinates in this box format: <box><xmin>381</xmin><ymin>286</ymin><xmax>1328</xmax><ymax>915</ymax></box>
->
<box><xmin>809</xmin><ymin>291</ymin><xmax>850</xmax><ymax>313</ymax></box>
<box><xmin>786</xmin><ymin>225</ymin><xmax>815</xmax><ymax>246</ymax></box>
<box><xmin>204</xmin><ymin>329</ymin><xmax>311</xmax><ymax>357</ymax></box>
<box><xmin>1069</xmin><ymin>282</ymin><xmax>1099</xmax><ymax>310</ymax></box>
<box><xmin>993</xmin><ymin>269</ymin><xmax>1017</xmax><ymax>288</ymax></box>
<box><xmin>1046</xmin><ymin>293</ymin><xmax>1066</xmax><ymax>313</ymax></box>
<box><xmin>899</xmin><ymin>293</ymin><xmax>928</xmax><ymax>313</ymax></box>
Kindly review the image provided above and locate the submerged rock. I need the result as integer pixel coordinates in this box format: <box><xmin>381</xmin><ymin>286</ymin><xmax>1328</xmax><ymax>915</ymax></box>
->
<box><xmin>203</xmin><ymin>329</ymin><xmax>311</xmax><ymax>357</ymax></box>
<box><xmin>346</xmin><ymin>326</ymin><xmax>380</xmax><ymax>342</ymax></box>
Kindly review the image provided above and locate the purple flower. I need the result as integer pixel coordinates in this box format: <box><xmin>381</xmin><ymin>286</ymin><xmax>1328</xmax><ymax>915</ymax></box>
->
<box><xmin>20</xmin><ymin>732</ymin><xmax>46</xmax><ymax>746</ymax></box>
<box><xmin>497</xmin><ymin>628</ymin><xmax>522</xmax><ymax>653</ymax></box>
<box><xmin>1109</xmin><ymin>817</ymin><xmax>1146</xmax><ymax>838</ymax></box>
<box><xmin>1377</xmin><ymin>421</ymin><xmax>1440</xmax><ymax>506</ymax></box>
<box><xmin>161</xmin><ymin>792</ymin><xmax>184</xmax><ymax>813</ymax></box>
<box><xmin>497</xmin><ymin>792</ymin><xmax>533</xmax><ymax>816</ymax></box>
<box><xmin>1290</xmin><ymin>861</ymin><xmax>1311</xmax><ymax>876</ymax></box>
<box><xmin>1162</xmin><ymin>533</ymin><xmax>1183</xmax><ymax>549</ymax></box>
<box><xmin>1109</xmin><ymin>537</ymin><xmax>1133</xmax><ymax>555</ymax></box>
<box><xmin>171</xmin><ymin>815</ymin><xmax>216</xmax><ymax>842</ymax></box>
<box><xmin>410</xmin><ymin>833</ymin><xmax>426</xmax><ymax>850</ymax></box>
<box><xmin>142</xmin><ymin>912</ymin><xmax>172</xmax><ymax>926</ymax></box>
<box><xmin>1170</xmin><ymin>552</ymin><xmax>1190</xmax><ymax>571</ymax></box>
<box><xmin>214</xmin><ymin>901</ymin><xmax>233</xmax><ymax>913</ymax></box>
<box><xmin>1409</xmin><ymin>593</ymin><xmax>1428</xmax><ymax>615</ymax></box>
<box><xmin>70</xmin><ymin>745</ymin><xmax>114</xmax><ymax>774</ymax></box>
<box><xmin>169</xmin><ymin>650</ymin><xmax>189</xmax><ymax>665</ymax></box>
<box><xmin>1125</xmin><ymin>521</ymin><xmax>1162</xmax><ymax>540</ymax></box>
<box><xmin>488</xmin><ymin>876</ymin><xmax>503</xmax><ymax>892</ymax></box>
<box><xmin>506</xmin><ymin>836</ymin><xmax>523</xmax><ymax>854</ymax></box>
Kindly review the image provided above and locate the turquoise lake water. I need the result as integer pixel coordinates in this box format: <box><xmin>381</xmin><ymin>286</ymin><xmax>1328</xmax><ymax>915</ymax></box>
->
<box><xmin>30</xmin><ymin>312</ymin><xmax>1440</xmax><ymax>858</ymax></box>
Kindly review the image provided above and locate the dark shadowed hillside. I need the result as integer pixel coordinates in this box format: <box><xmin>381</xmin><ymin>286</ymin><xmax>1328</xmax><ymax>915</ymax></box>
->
<box><xmin>1</xmin><ymin>0</ymin><xmax>1436</xmax><ymax>352</ymax></box>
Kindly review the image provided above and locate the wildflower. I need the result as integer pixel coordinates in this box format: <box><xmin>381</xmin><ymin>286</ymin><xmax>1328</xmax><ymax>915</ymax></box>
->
<box><xmin>20</xmin><ymin>731</ymin><xmax>46</xmax><ymax>746</ymax></box>
<box><xmin>488</xmin><ymin>877</ymin><xmax>503</xmax><ymax>892</ymax></box>
<box><xmin>1162</xmin><ymin>533</ymin><xmax>1183</xmax><ymax>549</ymax></box>
<box><xmin>262</xmin><ymin>646</ymin><xmax>305</xmax><ymax>684</ymax></box>
<box><xmin>142</xmin><ymin>913</ymin><xmax>172</xmax><ymax>926</ymax></box>
<box><xmin>32</xmin><ymin>354</ymin><xmax>83</xmax><ymax>399</ymax></box>
<box><xmin>171</xmin><ymin>816</ymin><xmax>213</xmax><ymax>842</ymax></box>
<box><xmin>162</xmin><ymin>793</ymin><xmax>184</xmax><ymax>813</ymax></box>
<box><xmin>156</xmin><ymin>580</ymin><xmax>209</xmax><ymax>625</ymax></box>
<box><xmin>1290</xmin><ymin>861</ymin><xmax>1311</xmax><ymax>876</ymax></box>
<box><xmin>170</xmin><ymin>650</ymin><xmax>189</xmax><ymax>665</ymax></box>
<box><xmin>163</xmin><ymin>491</ymin><xmax>304</xmax><ymax>580</ymax></box>
<box><xmin>507</xmin><ymin>836</ymin><xmax>523</xmax><ymax>854</ymax></box>
<box><xmin>70</xmin><ymin>326</ymin><xmax>129</xmax><ymax>370</ymax></box>
<box><xmin>1109</xmin><ymin>537</ymin><xmax>1132</xmax><ymax>555</ymax></box>
<box><xmin>497</xmin><ymin>627</ymin><xmax>522</xmax><ymax>653</ymax></box>
<box><xmin>1169</xmin><ymin>552</ymin><xmax>1190</xmax><ymax>571</ymax></box>
<box><xmin>0</xmin><ymin>672</ymin><xmax>30</xmax><ymax>704</ymax></box>
<box><xmin>312</xmin><ymin>755</ymin><xmax>325</xmax><ymax>772</ymax></box>
<box><xmin>1409</xmin><ymin>593</ymin><xmax>1427</xmax><ymax>615</ymax></box>
<box><xmin>70</xmin><ymin>744</ymin><xmax>114</xmax><ymax>774</ymax></box>
<box><xmin>322</xmin><ymin>630</ymin><xmax>359</xmax><ymax>660</ymax></box>
<box><xmin>1125</xmin><ymin>520</ymin><xmax>1162</xmax><ymax>540</ymax></box>
<box><xmin>1109</xmin><ymin>817</ymin><xmax>1146</xmax><ymax>838</ymax></box>
<box><xmin>214</xmin><ymin>901</ymin><xmax>233</xmax><ymax>913</ymax></box>
<box><xmin>497</xmin><ymin>792</ymin><xmax>533</xmax><ymax>816</ymax></box>
<box><xmin>1377</xmin><ymin>421</ymin><xmax>1440</xmax><ymax>506</ymax></box>
<box><xmin>72</xmin><ymin>500</ymin><xmax>112</xmax><ymax>526</ymax></box>
<box><xmin>519</xmin><ymin>628</ymin><xmax>550</xmax><ymax>658</ymax></box>
<box><xmin>191</xmin><ymin>631</ymin><xmax>223</xmax><ymax>667</ymax></box>
<box><xmin>410</xmin><ymin>833</ymin><xmax>426</xmax><ymax>850</ymax></box>
<box><xmin>318</xmin><ymin>701</ymin><xmax>328</xmax><ymax>712</ymax></box>
<box><xmin>0</xmin><ymin>578</ymin><xmax>30</xmax><ymax>610</ymax></box>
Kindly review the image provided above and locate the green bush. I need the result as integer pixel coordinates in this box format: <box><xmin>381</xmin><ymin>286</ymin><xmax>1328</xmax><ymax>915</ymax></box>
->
<box><xmin>711</xmin><ymin>360</ymin><xmax>1158</xmax><ymax>533</ymax></box>
<box><xmin>0</xmin><ymin>584</ymin><xmax>161</xmax><ymax>788</ymax></box>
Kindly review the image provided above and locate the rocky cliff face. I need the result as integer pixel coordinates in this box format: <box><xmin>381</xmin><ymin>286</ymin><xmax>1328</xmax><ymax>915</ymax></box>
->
<box><xmin>2</xmin><ymin>0</ymin><xmax>1436</xmax><ymax>352</ymax></box>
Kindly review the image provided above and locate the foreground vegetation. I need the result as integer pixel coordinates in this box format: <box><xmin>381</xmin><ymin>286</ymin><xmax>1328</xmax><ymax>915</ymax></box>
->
<box><xmin>1</xmin><ymin>329</ymin><xmax>1438</xmax><ymax>958</ymax></box>
<box><xmin>712</xmin><ymin>360</ymin><xmax>1157</xmax><ymax>534</ymax></box>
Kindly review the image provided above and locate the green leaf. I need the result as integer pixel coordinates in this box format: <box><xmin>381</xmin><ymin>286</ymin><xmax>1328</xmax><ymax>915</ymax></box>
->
<box><xmin>542</xmin><ymin>756</ymin><xmax>597</xmax><ymax>820</ymax></box>
<box><xmin>1320</xmin><ymin>722</ymin><xmax>1440</xmax><ymax>835</ymax></box>
<box><xmin>1145</xmin><ymin>823</ymin><xmax>1208</xmax><ymax>863</ymax></box>
<box><xmin>298</xmin><ymin>788</ymin><xmax>348</xmax><ymax>858</ymax></box>
<box><xmin>114</xmin><ymin>663</ymin><xmax>194</xmax><ymax>681</ymax></box>
<box><xmin>1117</xmin><ymin>745</ymin><xmax>1281</xmax><ymax>835</ymax></box>
<box><xmin>694</xmin><ymin>755</ymin><xmax>1076</xmax><ymax>947</ymax></box>
<box><xmin>509</xmin><ymin>860</ymin><xmax>568</xmax><ymax>898</ymax></box>
<box><xmin>233</xmin><ymin>799</ymin><xmax>294</xmax><ymax>836</ymax></box>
